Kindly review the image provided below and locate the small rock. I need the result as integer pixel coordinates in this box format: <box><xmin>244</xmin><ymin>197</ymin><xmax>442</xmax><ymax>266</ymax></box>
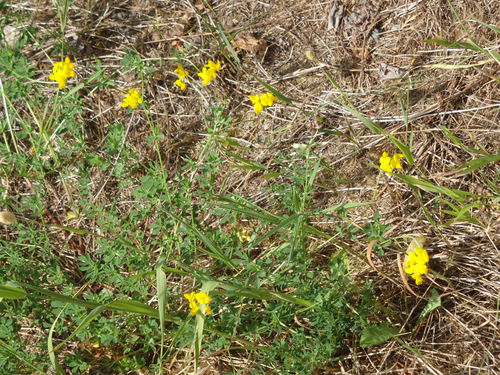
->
<box><xmin>3</xmin><ymin>25</ymin><xmax>22</xmax><ymax>48</ymax></box>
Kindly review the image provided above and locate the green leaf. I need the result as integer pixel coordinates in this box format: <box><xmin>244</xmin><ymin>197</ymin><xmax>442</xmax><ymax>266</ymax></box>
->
<box><xmin>220</xmin><ymin>283</ymin><xmax>312</xmax><ymax>307</ymax></box>
<box><xmin>215</xmin><ymin>23</ymin><xmax>240</xmax><ymax>64</ymax></box>
<box><xmin>440</xmin><ymin>125</ymin><xmax>484</xmax><ymax>154</ymax></box>
<box><xmin>0</xmin><ymin>339</ymin><xmax>43</xmax><ymax>372</ymax></box>
<box><xmin>252</xmin><ymin>214</ymin><xmax>299</xmax><ymax>247</ymax></box>
<box><xmin>441</xmin><ymin>199</ymin><xmax>483</xmax><ymax>227</ymax></box>
<box><xmin>48</xmin><ymin>224</ymin><xmax>87</xmax><ymax>235</ymax></box>
<box><xmin>232</xmin><ymin>164</ymin><xmax>264</xmax><ymax>170</ymax></box>
<box><xmin>263</xmin><ymin>172</ymin><xmax>281</xmax><ymax>178</ymax></box>
<box><xmin>319</xmin><ymin>128</ymin><xmax>349</xmax><ymax>138</ymax></box>
<box><xmin>0</xmin><ymin>285</ymin><xmax>26</xmax><ymax>299</ymax></box>
<box><xmin>417</xmin><ymin>289</ymin><xmax>441</xmax><ymax>323</ymax></box>
<box><xmin>360</xmin><ymin>322</ymin><xmax>399</xmax><ymax>346</ymax></box>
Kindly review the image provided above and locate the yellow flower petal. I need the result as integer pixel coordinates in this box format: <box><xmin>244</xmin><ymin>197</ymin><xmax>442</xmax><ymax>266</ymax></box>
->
<box><xmin>405</xmin><ymin>247</ymin><xmax>430</xmax><ymax>285</ymax></box>
<box><xmin>49</xmin><ymin>57</ymin><xmax>76</xmax><ymax>89</ymax></box>
<box><xmin>205</xmin><ymin>59</ymin><xmax>221</xmax><ymax>71</ymax></box>
<box><xmin>190</xmin><ymin>305</ymin><xmax>199</xmax><ymax>316</ymax></box>
<box><xmin>121</xmin><ymin>89</ymin><xmax>143</xmax><ymax>109</ymax></box>
<box><xmin>391</xmin><ymin>154</ymin><xmax>404</xmax><ymax>169</ymax></box>
<box><xmin>174</xmin><ymin>64</ymin><xmax>189</xmax><ymax>79</ymax></box>
<box><xmin>379</xmin><ymin>152</ymin><xmax>393</xmax><ymax>173</ymax></box>
<box><xmin>174</xmin><ymin>79</ymin><xmax>186</xmax><ymax>91</ymax></box>
<box><xmin>183</xmin><ymin>291</ymin><xmax>196</xmax><ymax>302</ymax></box>
<box><xmin>196</xmin><ymin>292</ymin><xmax>211</xmax><ymax>304</ymax></box>
<box><xmin>197</xmin><ymin>67</ymin><xmax>216</xmax><ymax>85</ymax></box>
<box><xmin>260</xmin><ymin>92</ymin><xmax>277</xmax><ymax>107</ymax></box>
<box><xmin>413</xmin><ymin>273</ymin><xmax>424</xmax><ymax>285</ymax></box>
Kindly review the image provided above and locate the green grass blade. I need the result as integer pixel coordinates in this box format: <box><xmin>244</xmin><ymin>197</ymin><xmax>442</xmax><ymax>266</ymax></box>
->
<box><xmin>439</xmin><ymin>125</ymin><xmax>484</xmax><ymax>154</ymax></box>
<box><xmin>452</xmin><ymin>153</ymin><xmax>500</xmax><ymax>175</ymax></box>
<box><xmin>424</xmin><ymin>38</ymin><xmax>485</xmax><ymax>52</ymax></box>
<box><xmin>319</xmin><ymin>202</ymin><xmax>373</xmax><ymax>215</ymax></box>
<box><xmin>441</xmin><ymin>199</ymin><xmax>484</xmax><ymax>227</ymax></box>
<box><xmin>0</xmin><ymin>285</ymin><xmax>27</xmax><ymax>299</ymax></box>
<box><xmin>0</xmin><ymin>339</ymin><xmax>44</xmax><ymax>373</ymax></box>
<box><xmin>108</xmin><ymin>300</ymin><xmax>160</xmax><ymax>318</ymax></box>
<box><xmin>219</xmin><ymin>283</ymin><xmax>312</xmax><ymax>307</ymax></box>
<box><xmin>156</xmin><ymin>267</ymin><xmax>167</xmax><ymax>374</ymax></box>
<box><xmin>48</xmin><ymin>305</ymin><xmax>67</xmax><ymax>375</ymax></box>
<box><xmin>342</xmin><ymin>104</ymin><xmax>414</xmax><ymax>164</ymax></box>
<box><xmin>215</xmin><ymin>22</ymin><xmax>240</xmax><ymax>64</ymax></box>
<box><xmin>473</xmin><ymin>18</ymin><xmax>500</xmax><ymax>34</ymax></box>
<box><xmin>222</xmin><ymin>148</ymin><xmax>268</xmax><ymax>170</ymax></box>
<box><xmin>52</xmin><ymin>305</ymin><xmax>108</xmax><ymax>352</ymax></box>
<box><xmin>252</xmin><ymin>75</ymin><xmax>293</xmax><ymax>105</ymax></box>
<box><xmin>163</xmin><ymin>210</ymin><xmax>235</xmax><ymax>269</ymax></box>
<box><xmin>392</xmin><ymin>173</ymin><xmax>470</xmax><ymax>202</ymax></box>
<box><xmin>252</xmin><ymin>214</ymin><xmax>300</xmax><ymax>247</ymax></box>
<box><xmin>10</xmin><ymin>282</ymin><xmax>99</xmax><ymax>309</ymax></box>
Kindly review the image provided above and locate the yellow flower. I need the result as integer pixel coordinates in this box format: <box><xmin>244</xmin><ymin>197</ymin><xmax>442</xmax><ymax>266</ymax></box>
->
<box><xmin>404</xmin><ymin>247</ymin><xmax>429</xmax><ymax>285</ymax></box>
<box><xmin>249</xmin><ymin>92</ymin><xmax>278</xmax><ymax>114</ymax></box>
<box><xmin>121</xmin><ymin>89</ymin><xmax>143</xmax><ymax>109</ymax></box>
<box><xmin>197</xmin><ymin>60</ymin><xmax>221</xmax><ymax>85</ymax></box>
<box><xmin>197</xmin><ymin>67</ymin><xmax>217</xmax><ymax>85</ymax></box>
<box><xmin>260</xmin><ymin>92</ymin><xmax>277</xmax><ymax>107</ymax></box>
<box><xmin>49</xmin><ymin>57</ymin><xmax>76</xmax><ymax>90</ymax></box>
<box><xmin>174</xmin><ymin>79</ymin><xmax>187</xmax><ymax>91</ymax></box>
<box><xmin>184</xmin><ymin>291</ymin><xmax>196</xmax><ymax>302</ymax></box>
<box><xmin>195</xmin><ymin>292</ymin><xmax>211</xmax><ymax>304</ymax></box>
<box><xmin>379</xmin><ymin>152</ymin><xmax>404</xmax><ymax>173</ymax></box>
<box><xmin>183</xmin><ymin>291</ymin><xmax>212</xmax><ymax>316</ymax></box>
<box><xmin>237</xmin><ymin>229</ymin><xmax>252</xmax><ymax>242</ymax></box>
<box><xmin>174</xmin><ymin>64</ymin><xmax>189</xmax><ymax>79</ymax></box>
<box><xmin>391</xmin><ymin>154</ymin><xmax>404</xmax><ymax>170</ymax></box>
<box><xmin>174</xmin><ymin>64</ymin><xmax>189</xmax><ymax>90</ymax></box>
<box><xmin>205</xmin><ymin>59</ymin><xmax>221</xmax><ymax>72</ymax></box>
<box><xmin>249</xmin><ymin>94</ymin><xmax>263</xmax><ymax>114</ymax></box>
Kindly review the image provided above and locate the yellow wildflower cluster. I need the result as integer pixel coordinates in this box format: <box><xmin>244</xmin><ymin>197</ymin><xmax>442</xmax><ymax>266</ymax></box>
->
<box><xmin>197</xmin><ymin>59</ymin><xmax>221</xmax><ymax>85</ymax></box>
<box><xmin>183</xmin><ymin>291</ymin><xmax>212</xmax><ymax>316</ymax></box>
<box><xmin>379</xmin><ymin>152</ymin><xmax>404</xmax><ymax>173</ymax></box>
<box><xmin>49</xmin><ymin>57</ymin><xmax>76</xmax><ymax>90</ymax></box>
<box><xmin>174</xmin><ymin>64</ymin><xmax>189</xmax><ymax>91</ymax></box>
<box><xmin>404</xmin><ymin>247</ymin><xmax>429</xmax><ymax>285</ymax></box>
<box><xmin>48</xmin><ymin>57</ymin><xmax>145</xmax><ymax>111</ymax></box>
<box><xmin>249</xmin><ymin>92</ymin><xmax>278</xmax><ymax>114</ymax></box>
<box><xmin>121</xmin><ymin>89</ymin><xmax>143</xmax><ymax>109</ymax></box>
<box><xmin>236</xmin><ymin>229</ymin><xmax>252</xmax><ymax>242</ymax></box>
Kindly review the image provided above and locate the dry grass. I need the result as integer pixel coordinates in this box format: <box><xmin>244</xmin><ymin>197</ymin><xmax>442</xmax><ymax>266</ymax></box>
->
<box><xmin>3</xmin><ymin>0</ymin><xmax>500</xmax><ymax>373</ymax></box>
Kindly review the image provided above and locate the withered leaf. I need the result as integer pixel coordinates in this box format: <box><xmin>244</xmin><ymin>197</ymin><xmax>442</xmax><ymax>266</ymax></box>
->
<box><xmin>234</xmin><ymin>34</ymin><xmax>268</xmax><ymax>60</ymax></box>
<box><xmin>378</xmin><ymin>63</ymin><xmax>407</xmax><ymax>80</ymax></box>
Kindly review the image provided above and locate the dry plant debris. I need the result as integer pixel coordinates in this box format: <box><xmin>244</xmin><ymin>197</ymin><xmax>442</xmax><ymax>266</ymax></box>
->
<box><xmin>0</xmin><ymin>0</ymin><xmax>499</xmax><ymax>373</ymax></box>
